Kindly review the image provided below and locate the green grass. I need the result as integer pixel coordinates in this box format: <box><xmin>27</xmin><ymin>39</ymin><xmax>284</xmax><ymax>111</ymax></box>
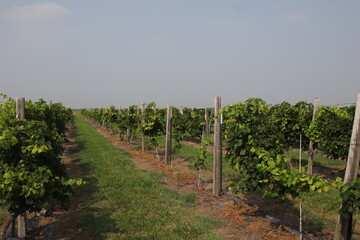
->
<box><xmin>300</xmin><ymin>188</ymin><xmax>342</xmax><ymax>231</ymax></box>
<box><xmin>151</xmin><ymin>138</ymin><xmax>354</xmax><ymax>234</ymax></box>
<box><xmin>288</xmin><ymin>149</ymin><xmax>346</xmax><ymax>172</ymax></box>
<box><xmin>73</xmin><ymin>115</ymin><xmax>220</xmax><ymax>240</ymax></box>
<box><xmin>99</xmin><ymin>126</ymin><xmax>354</xmax><ymax>235</ymax></box>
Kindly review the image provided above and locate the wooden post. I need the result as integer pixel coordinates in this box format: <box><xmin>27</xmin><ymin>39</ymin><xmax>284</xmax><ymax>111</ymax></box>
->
<box><xmin>101</xmin><ymin>108</ymin><xmax>105</xmax><ymax>127</ymax></box>
<box><xmin>141</xmin><ymin>102</ymin><xmax>145</xmax><ymax>152</ymax></box>
<box><xmin>213</xmin><ymin>96</ymin><xmax>222</xmax><ymax>196</ymax></box>
<box><xmin>16</xmin><ymin>98</ymin><xmax>25</xmax><ymax>119</ymax></box>
<box><xmin>334</xmin><ymin>93</ymin><xmax>360</xmax><ymax>240</ymax></box>
<box><xmin>180</xmin><ymin>106</ymin><xmax>184</xmax><ymax>116</ymax></box>
<box><xmin>118</xmin><ymin>106</ymin><xmax>123</xmax><ymax>140</ymax></box>
<box><xmin>165</xmin><ymin>104</ymin><xmax>172</xmax><ymax>164</ymax></box>
<box><xmin>17</xmin><ymin>214</ymin><xmax>26</xmax><ymax>238</ymax></box>
<box><xmin>209</xmin><ymin>108</ymin><xmax>214</xmax><ymax>134</ymax></box>
<box><xmin>307</xmin><ymin>98</ymin><xmax>320</xmax><ymax>175</ymax></box>
<box><xmin>15</xmin><ymin>98</ymin><xmax>26</xmax><ymax>238</ymax></box>
<box><xmin>126</xmin><ymin>106</ymin><xmax>131</xmax><ymax>144</ymax></box>
<box><xmin>205</xmin><ymin>107</ymin><xmax>210</xmax><ymax>137</ymax></box>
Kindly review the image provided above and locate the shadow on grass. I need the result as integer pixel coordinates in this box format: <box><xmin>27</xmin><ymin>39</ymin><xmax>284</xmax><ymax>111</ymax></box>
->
<box><xmin>77</xmin><ymin>207</ymin><xmax>118</xmax><ymax>239</ymax></box>
<box><xmin>242</xmin><ymin>191</ymin><xmax>326</xmax><ymax>233</ymax></box>
<box><xmin>290</xmin><ymin>158</ymin><xmax>345</xmax><ymax>179</ymax></box>
<box><xmin>72</xmin><ymin>156</ymin><xmax>120</xmax><ymax>239</ymax></box>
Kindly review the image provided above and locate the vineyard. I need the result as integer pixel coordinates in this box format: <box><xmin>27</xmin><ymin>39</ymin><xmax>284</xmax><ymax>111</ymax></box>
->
<box><xmin>1</xmin><ymin>93</ymin><xmax>360</xmax><ymax>239</ymax></box>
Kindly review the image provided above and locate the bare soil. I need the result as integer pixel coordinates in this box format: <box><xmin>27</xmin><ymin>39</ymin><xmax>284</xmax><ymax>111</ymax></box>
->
<box><xmin>32</xmin><ymin>121</ymin><xmax>90</xmax><ymax>240</ymax></box>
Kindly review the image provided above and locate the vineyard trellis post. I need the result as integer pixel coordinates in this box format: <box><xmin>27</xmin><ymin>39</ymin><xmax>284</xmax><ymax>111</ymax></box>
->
<box><xmin>307</xmin><ymin>98</ymin><xmax>320</xmax><ymax>175</ymax></box>
<box><xmin>334</xmin><ymin>93</ymin><xmax>360</xmax><ymax>240</ymax></box>
<box><xmin>205</xmin><ymin>107</ymin><xmax>210</xmax><ymax>137</ymax></box>
<box><xmin>213</xmin><ymin>96</ymin><xmax>222</xmax><ymax>196</ymax></box>
<box><xmin>101</xmin><ymin>108</ymin><xmax>105</xmax><ymax>127</ymax></box>
<box><xmin>15</xmin><ymin>98</ymin><xmax>26</xmax><ymax>238</ymax></box>
<box><xmin>16</xmin><ymin>97</ymin><xmax>25</xmax><ymax>119</ymax></box>
<box><xmin>141</xmin><ymin>102</ymin><xmax>145</xmax><ymax>152</ymax></box>
<box><xmin>180</xmin><ymin>106</ymin><xmax>184</xmax><ymax>116</ymax></box>
<box><xmin>209</xmin><ymin>108</ymin><xmax>214</xmax><ymax>133</ymax></box>
<box><xmin>118</xmin><ymin>106</ymin><xmax>123</xmax><ymax>140</ymax></box>
<box><xmin>165</xmin><ymin>104</ymin><xmax>172</xmax><ymax>165</ymax></box>
<box><xmin>46</xmin><ymin>99</ymin><xmax>55</xmax><ymax>218</ymax></box>
<box><xmin>126</xmin><ymin>106</ymin><xmax>131</xmax><ymax>144</ymax></box>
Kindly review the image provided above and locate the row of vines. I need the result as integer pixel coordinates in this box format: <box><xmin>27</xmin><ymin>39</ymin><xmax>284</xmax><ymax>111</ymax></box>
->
<box><xmin>81</xmin><ymin>99</ymin><xmax>355</xmax><ymax>163</ymax></box>
<box><xmin>82</xmin><ymin>103</ymin><xmax>207</xmax><ymax>148</ymax></box>
<box><xmin>81</xmin><ymin>97</ymin><xmax>359</xmax><ymax>238</ymax></box>
<box><xmin>0</xmin><ymin>94</ymin><xmax>81</xmax><ymax>239</ymax></box>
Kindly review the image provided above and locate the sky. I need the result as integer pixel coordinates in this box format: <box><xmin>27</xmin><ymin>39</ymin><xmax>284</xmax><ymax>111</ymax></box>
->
<box><xmin>0</xmin><ymin>1</ymin><xmax>359</xmax><ymax>109</ymax></box>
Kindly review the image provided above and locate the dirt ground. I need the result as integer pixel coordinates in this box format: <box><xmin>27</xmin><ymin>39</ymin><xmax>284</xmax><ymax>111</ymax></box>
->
<box><xmin>32</xmin><ymin>121</ymin><xmax>90</xmax><ymax>240</ymax></box>
<box><xmin>30</xmin><ymin>118</ymin><xmax>334</xmax><ymax>240</ymax></box>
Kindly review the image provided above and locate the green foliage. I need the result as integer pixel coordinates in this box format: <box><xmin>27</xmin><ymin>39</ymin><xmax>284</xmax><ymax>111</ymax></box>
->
<box><xmin>141</xmin><ymin>102</ymin><xmax>165</xmax><ymax>147</ymax></box>
<box><xmin>100</xmin><ymin>106</ymin><xmax>120</xmax><ymax>131</ymax></box>
<box><xmin>172</xmin><ymin>108</ymin><xmax>205</xmax><ymax>143</ymax></box>
<box><xmin>0</xmin><ymin>95</ymin><xmax>80</xmax><ymax>216</ymax></box>
<box><xmin>338</xmin><ymin>178</ymin><xmax>360</xmax><ymax>216</ymax></box>
<box><xmin>124</xmin><ymin>105</ymin><xmax>141</xmax><ymax>137</ymax></box>
<box><xmin>82</xmin><ymin>105</ymin><xmax>142</xmax><ymax>139</ymax></box>
<box><xmin>307</xmin><ymin>106</ymin><xmax>354</xmax><ymax>160</ymax></box>
<box><xmin>82</xmin><ymin>104</ymin><xmax>208</xmax><ymax>150</ymax></box>
<box><xmin>222</xmin><ymin>98</ymin><xmax>331</xmax><ymax>198</ymax></box>
<box><xmin>270</xmin><ymin>101</ymin><xmax>313</xmax><ymax>149</ymax></box>
<box><xmin>194</xmin><ymin>136</ymin><xmax>212</xmax><ymax>171</ymax></box>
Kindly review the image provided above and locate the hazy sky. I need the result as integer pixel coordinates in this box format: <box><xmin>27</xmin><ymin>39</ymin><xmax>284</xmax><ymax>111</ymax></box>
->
<box><xmin>1</xmin><ymin>1</ymin><xmax>359</xmax><ymax>108</ymax></box>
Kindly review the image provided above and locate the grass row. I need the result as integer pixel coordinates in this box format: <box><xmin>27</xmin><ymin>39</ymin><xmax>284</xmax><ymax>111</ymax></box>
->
<box><xmin>73</xmin><ymin>115</ymin><xmax>220</xmax><ymax>240</ymax></box>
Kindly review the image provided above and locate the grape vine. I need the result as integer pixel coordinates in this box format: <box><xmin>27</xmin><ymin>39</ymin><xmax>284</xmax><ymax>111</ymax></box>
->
<box><xmin>0</xmin><ymin>95</ymin><xmax>82</xmax><ymax>239</ymax></box>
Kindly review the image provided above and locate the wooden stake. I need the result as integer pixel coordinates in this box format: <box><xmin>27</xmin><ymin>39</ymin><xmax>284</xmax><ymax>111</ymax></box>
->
<box><xmin>165</xmin><ymin>104</ymin><xmax>172</xmax><ymax>165</ymax></box>
<box><xmin>15</xmin><ymin>98</ymin><xmax>26</xmax><ymax>238</ymax></box>
<box><xmin>213</xmin><ymin>96</ymin><xmax>222</xmax><ymax>196</ymax></box>
<box><xmin>126</xmin><ymin>106</ymin><xmax>131</xmax><ymax>144</ymax></box>
<box><xmin>307</xmin><ymin>98</ymin><xmax>320</xmax><ymax>175</ymax></box>
<box><xmin>209</xmin><ymin>108</ymin><xmax>214</xmax><ymax>133</ymax></box>
<box><xmin>334</xmin><ymin>93</ymin><xmax>360</xmax><ymax>240</ymax></box>
<box><xmin>205</xmin><ymin>107</ymin><xmax>210</xmax><ymax>137</ymax></box>
<box><xmin>118</xmin><ymin>106</ymin><xmax>123</xmax><ymax>140</ymax></box>
<box><xmin>17</xmin><ymin>213</ymin><xmax>26</xmax><ymax>238</ymax></box>
<box><xmin>141</xmin><ymin>102</ymin><xmax>145</xmax><ymax>152</ymax></box>
<box><xmin>180</xmin><ymin>106</ymin><xmax>184</xmax><ymax>116</ymax></box>
<box><xmin>15</xmin><ymin>98</ymin><xmax>25</xmax><ymax>119</ymax></box>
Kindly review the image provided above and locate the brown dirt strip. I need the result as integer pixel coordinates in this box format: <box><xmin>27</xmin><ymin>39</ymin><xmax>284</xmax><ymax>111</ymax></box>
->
<box><xmin>32</xmin><ymin>120</ymin><xmax>89</xmax><ymax>240</ymax></box>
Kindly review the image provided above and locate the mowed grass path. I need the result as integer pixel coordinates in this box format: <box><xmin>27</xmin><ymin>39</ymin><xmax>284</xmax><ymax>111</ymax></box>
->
<box><xmin>74</xmin><ymin>115</ymin><xmax>220</xmax><ymax>240</ymax></box>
